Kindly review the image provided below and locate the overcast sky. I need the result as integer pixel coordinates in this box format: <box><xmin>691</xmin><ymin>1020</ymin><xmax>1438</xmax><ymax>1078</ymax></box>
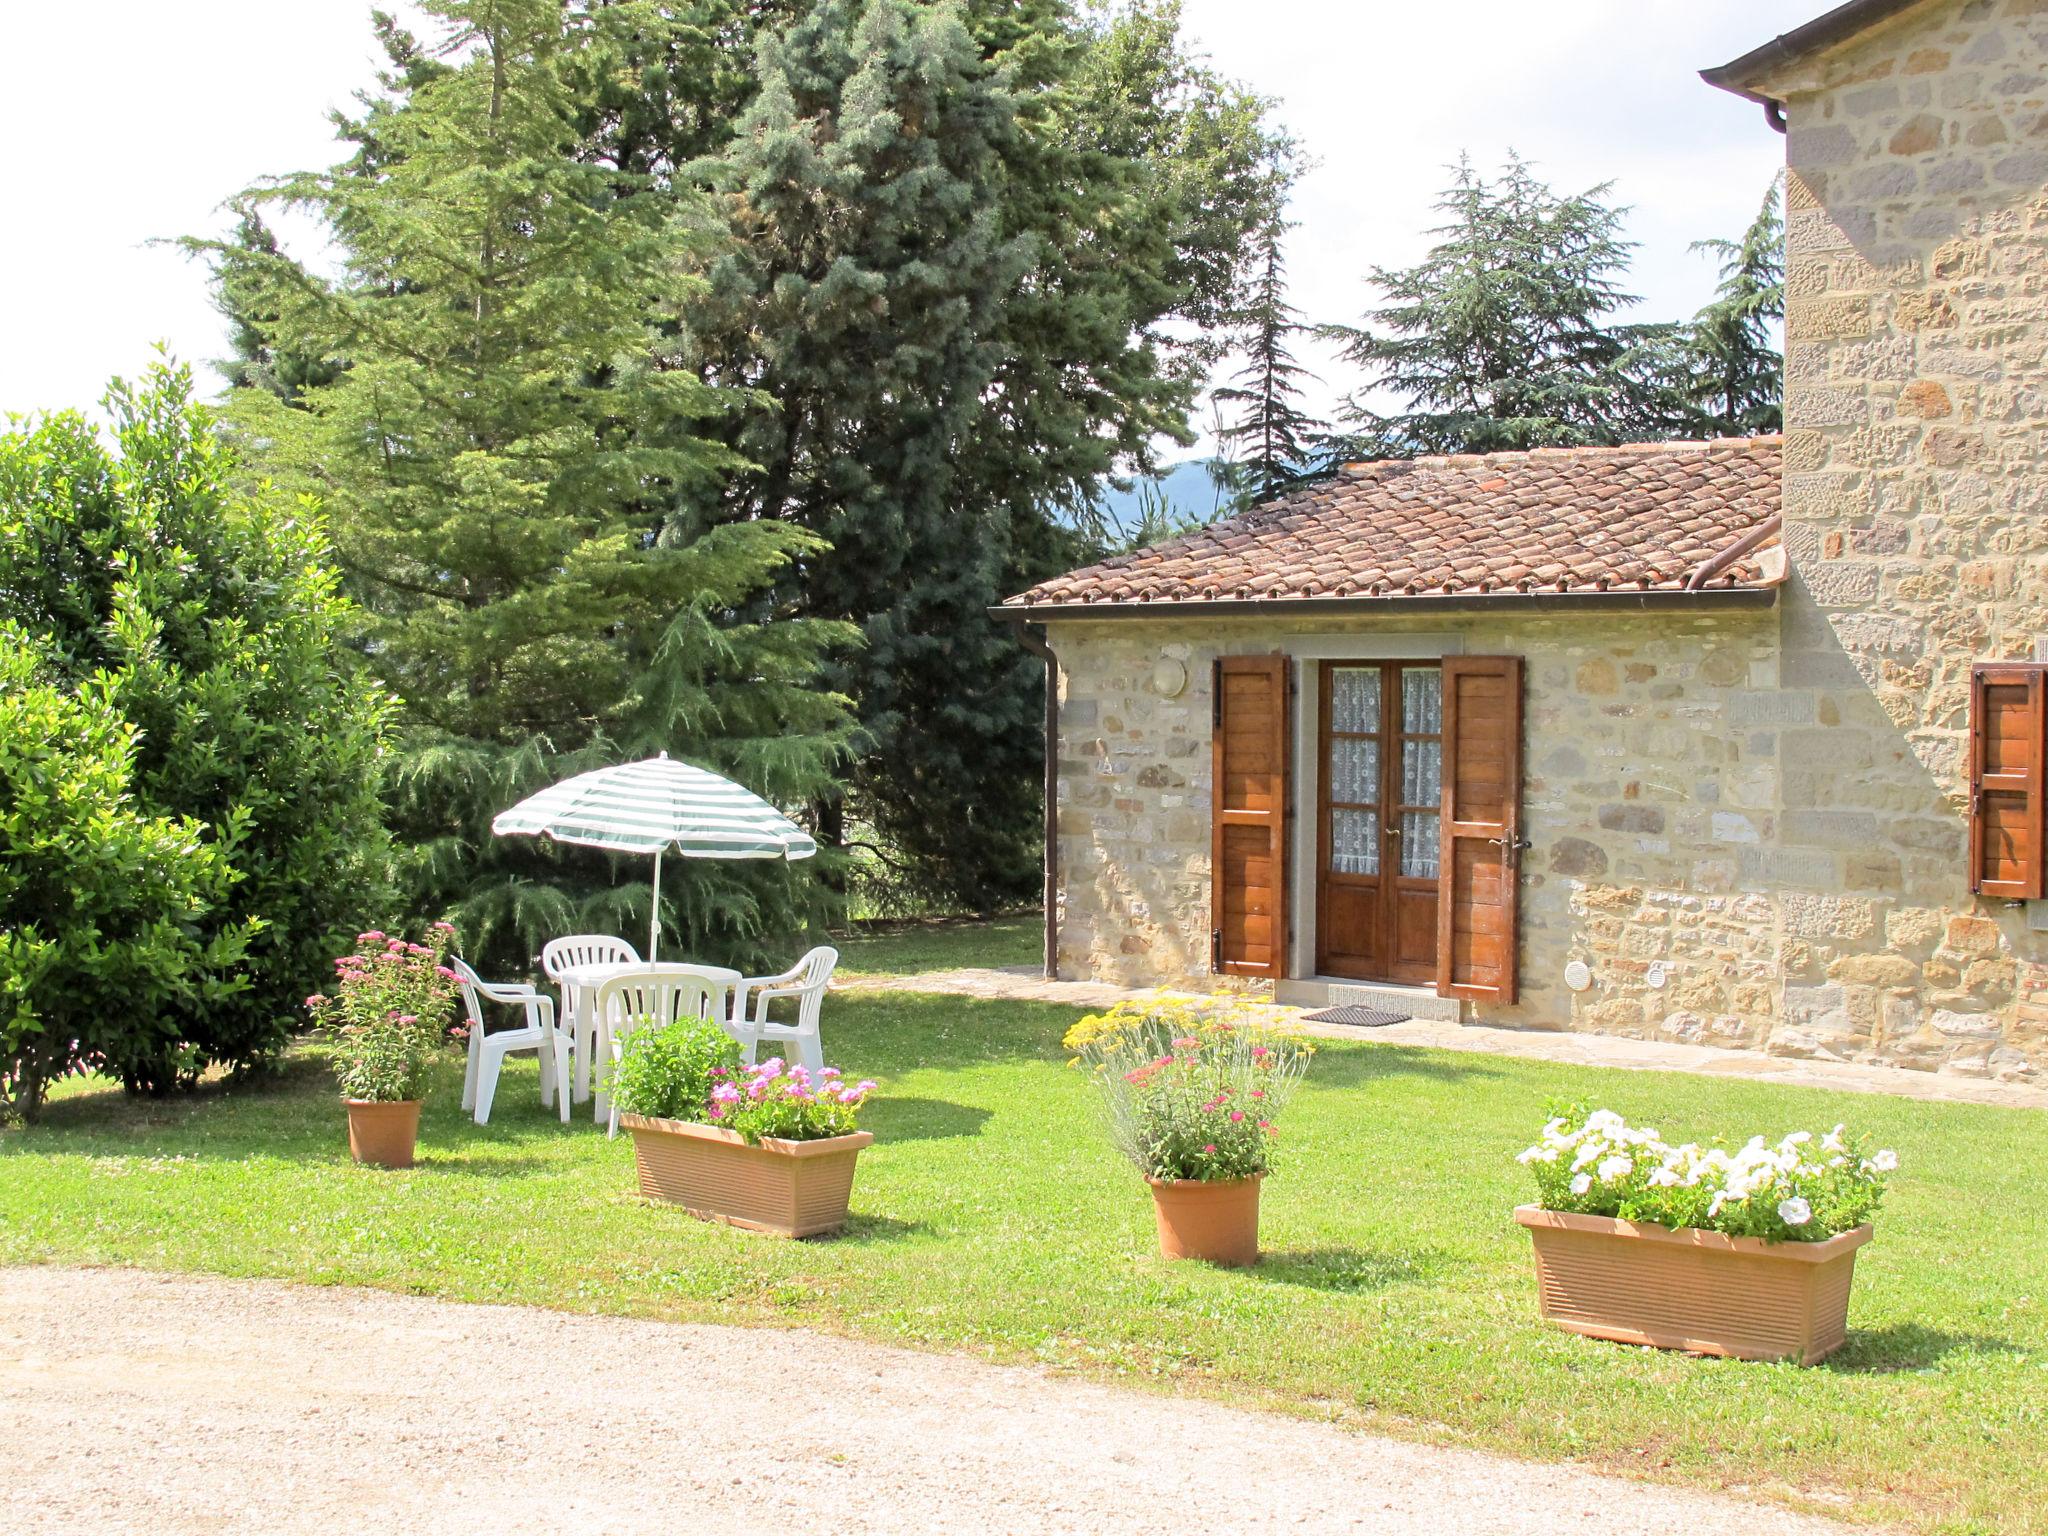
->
<box><xmin>0</xmin><ymin>1</ymin><xmax>1792</xmax><ymax>440</ymax></box>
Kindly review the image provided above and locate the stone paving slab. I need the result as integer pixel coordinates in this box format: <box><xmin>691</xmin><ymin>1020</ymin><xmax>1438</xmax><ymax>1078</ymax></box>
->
<box><xmin>841</xmin><ymin>967</ymin><xmax>2048</xmax><ymax>1112</ymax></box>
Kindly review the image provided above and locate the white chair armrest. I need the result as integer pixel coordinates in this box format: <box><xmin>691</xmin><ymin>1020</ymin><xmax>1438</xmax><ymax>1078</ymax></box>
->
<box><xmin>471</xmin><ymin>976</ymin><xmax>541</xmax><ymax>1004</ymax></box>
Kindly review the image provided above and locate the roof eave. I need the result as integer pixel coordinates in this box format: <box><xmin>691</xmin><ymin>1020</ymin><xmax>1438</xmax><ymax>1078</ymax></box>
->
<box><xmin>1701</xmin><ymin>0</ymin><xmax>1929</xmax><ymax>105</ymax></box>
<box><xmin>993</xmin><ymin>587</ymin><xmax>1780</xmax><ymax>624</ymax></box>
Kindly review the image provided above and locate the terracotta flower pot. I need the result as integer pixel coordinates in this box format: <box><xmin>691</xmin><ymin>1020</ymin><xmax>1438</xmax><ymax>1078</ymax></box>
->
<box><xmin>1515</xmin><ymin>1204</ymin><xmax>1874</xmax><ymax>1365</ymax></box>
<box><xmin>619</xmin><ymin>1113</ymin><xmax>872</xmax><ymax>1238</ymax></box>
<box><xmin>344</xmin><ymin>1098</ymin><xmax>422</xmax><ymax>1169</ymax></box>
<box><xmin>1147</xmin><ymin>1173</ymin><xmax>1263</xmax><ymax>1266</ymax></box>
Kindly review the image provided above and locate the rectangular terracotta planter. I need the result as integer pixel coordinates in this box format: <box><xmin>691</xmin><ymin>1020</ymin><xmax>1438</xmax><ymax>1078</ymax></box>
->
<box><xmin>1514</xmin><ymin>1205</ymin><xmax>1873</xmax><ymax>1365</ymax></box>
<box><xmin>619</xmin><ymin>1113</ymin><xmax>872</xmax><ymax>1238</ymax></box>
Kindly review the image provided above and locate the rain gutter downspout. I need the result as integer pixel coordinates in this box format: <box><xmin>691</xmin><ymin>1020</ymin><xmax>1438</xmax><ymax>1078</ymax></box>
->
<box><xmin>1002</xmin><ymin>614</ymin><xmax>1059</xmax><ymax>979</ymax></box>
<box><xmin>1686</xmin><ymin>514</ymin><xmax>1785</xmax><ymax>592</ymax></box>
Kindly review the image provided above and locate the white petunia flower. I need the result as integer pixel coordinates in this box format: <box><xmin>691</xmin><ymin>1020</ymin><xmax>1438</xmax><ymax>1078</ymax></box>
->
<box><xmin>1870</xmin><ymin>1148</ymin><xmax>1898</xmax><ymax>1173</ymax></box>
<box><xmin>1570</xmin><ymin>1173</ymin><xmax>1593</xmax><ymax>1197</ymax></box>
<box><xmin>1777</xmin><ymin>1197</ymin><xmax>1813</xmax><ymax>1227</ymax></box>
<box><xmin>1597</xmin><ymin>1154</ymin><xmax>1634</xmax><ymax>1182</ymax></box>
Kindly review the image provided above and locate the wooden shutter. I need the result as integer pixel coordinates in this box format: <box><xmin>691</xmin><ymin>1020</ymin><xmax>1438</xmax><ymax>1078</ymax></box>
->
<box><xmin>1969</xmin><ymin>662</ymin><xmax>2047</xmax><ymax>899</ymax></box>
<box><xmin>1211</xmin><ymin>655</ymin><xmax>1291</xmax><ymax>978</ymax></box>
<box><xmin>1437</xmin><ymin>656</ymin><xmax>1522</xmax><ymax>1003</ymax></box>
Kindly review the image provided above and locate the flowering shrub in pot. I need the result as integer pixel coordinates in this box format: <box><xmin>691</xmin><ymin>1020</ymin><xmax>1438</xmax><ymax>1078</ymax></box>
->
<box><xmin>305</xmin><ymin>924</ymin><xmax>460</xmax><ymax>1168</ymax></box>
<box><xmin>1514</xmin><ymin>1106</ymin><xmax>1897</xmax><ymax>1364</ymax></box>
<box><xmin>611</xmin><ymin>1019</ymin><xmax>877</xmax><ymax>1239</ymax></box>
<box><xmin>1064</xmin><ymin>1000</ymin><xmax>1312</xmax><ymax>1266</ymax></box>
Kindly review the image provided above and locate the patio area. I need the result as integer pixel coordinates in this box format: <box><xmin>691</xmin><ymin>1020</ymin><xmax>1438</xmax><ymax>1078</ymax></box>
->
<box><xmin>842</xmin><ymin>963</ymin><xmax>2048</xmax><ymax>1113</ymax></box>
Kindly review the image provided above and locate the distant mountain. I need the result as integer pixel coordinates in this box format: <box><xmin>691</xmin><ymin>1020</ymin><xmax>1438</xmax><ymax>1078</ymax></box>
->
<box><xmin>1091</xmin><ymin>458</ymin><xmax>1228</xmax><ymax>537</ymax></box>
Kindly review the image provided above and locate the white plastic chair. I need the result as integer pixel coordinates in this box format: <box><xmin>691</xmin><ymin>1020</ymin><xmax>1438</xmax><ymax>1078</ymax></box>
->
<box><xmin>454</xmin><ymin>958</ymin><xmax>571</xmax><ymax>1126</ymax></box>
<box><xmin>593</xmin><ymin>965</ymin><xmax>736</xmax><ymax>1137</ymax></box>
<box><xmin>540</xmin><ymin>934</ymin><xmax>640</xmax><ymax>1103</ymax></box>
<box><xmin>728</xmin><ymin>946</ymin><xmax>838</xmax><ymax>1075</ymax></box>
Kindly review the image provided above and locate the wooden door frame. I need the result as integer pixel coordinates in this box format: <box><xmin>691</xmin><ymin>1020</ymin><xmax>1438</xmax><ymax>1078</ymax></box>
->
<box><xmin>1312</xmin><ymin>659</ymin><xmax>1441</xmax><ymax>985</ymax></box>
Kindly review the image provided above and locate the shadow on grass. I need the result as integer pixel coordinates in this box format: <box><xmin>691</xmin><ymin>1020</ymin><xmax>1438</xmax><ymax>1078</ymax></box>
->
<box><xmin>1307</xmin><ymin>1042</ymin><xmax>1508</xmax><ymax>1090</ymax></box>
<box><xmin>832</xmin><ymin>1211</ymin><xmax>929</xmax><ymax>1243</ymax></box>
<box><xmin>1250</xmin><ymin>1245</ymin><xmax>1441</xmax><ymax>1293</ymax></box>
<box><xmin>1823</xmin><ymin>1322</ymin><xmax>2026</xmax><ymax>1373</ymax></box>
<box><xmin>862</xmin><ymin>1096</ymin><xmax>992</xmax><ymax>1142</ymax></box>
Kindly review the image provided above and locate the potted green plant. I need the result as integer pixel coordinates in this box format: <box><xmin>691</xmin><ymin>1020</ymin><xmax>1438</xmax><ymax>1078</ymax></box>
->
<box><xmin>1514</xmin><ymin>1105</ymin><xmax>1896</xmax><ymax>1364</ymax></box>
<box><xmin>612</xmin><ymin>1017</ymin><xmax>877</xmax><ymax>1238</ymax></box>
<box><xmin>305</xmin><ymin>924</ymin><xmax>460</xmax><ymax>1169</ymax></box>
<box><xmin>1064</xmin><ymin>1000</ymin><xmax>1313</xmax><ymax>1266</ymax></box>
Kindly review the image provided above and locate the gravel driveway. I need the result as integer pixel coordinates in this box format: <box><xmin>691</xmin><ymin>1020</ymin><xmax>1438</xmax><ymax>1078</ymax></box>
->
<box><xmin>3</xmin><ymin>1266</ymin><xmax>1860</xmax><ymax>1535</ymax></box>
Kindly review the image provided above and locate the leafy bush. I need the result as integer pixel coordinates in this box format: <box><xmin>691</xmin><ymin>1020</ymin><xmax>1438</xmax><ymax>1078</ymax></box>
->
<box><xmin>0</xmin><ymin>360</ymin><xmax>392</xmax><ymax>1092</ymax></box>
<box><xmin>608</xmin><ymin>1016</ymin><xmax>742</xmax><ymax>1122</ymax></box>
<box><xmin>1063</xmin><ymin>1001</ymin><xmax>1313</xmax><ymax>1182</ymax></box>
<box><xmin>305</xmin><ymin>926</ymin><xmax>460</xmax><ymax>1102</ymax></box>
<box><xmin>1519</xmin><ymin>1106</ymin><xmax>1895</xmax><ymax>1242</ymax></box>
<box><xmin>708</xmin><ymin>1058</ymin><xmax>875</xmax><ymax>1143</ymax></box>
<box><xmin>0</xmin><ymin>632</ymin><xmax>255</xmax><ymax>1117</ymax></box>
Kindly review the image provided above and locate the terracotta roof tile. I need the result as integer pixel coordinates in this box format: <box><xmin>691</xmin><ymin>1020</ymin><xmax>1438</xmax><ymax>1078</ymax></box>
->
<box><xmin>1005</xmin><ymin>437</ymin><xmax>1784</xmax><ymax>611</ymax></box>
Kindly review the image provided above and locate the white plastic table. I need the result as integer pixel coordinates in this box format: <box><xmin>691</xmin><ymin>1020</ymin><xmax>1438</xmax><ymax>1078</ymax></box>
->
<box><xmin>556</xmin><ymin>960</ymin><xmax>741</xmax><ymax>1123</ymax></box>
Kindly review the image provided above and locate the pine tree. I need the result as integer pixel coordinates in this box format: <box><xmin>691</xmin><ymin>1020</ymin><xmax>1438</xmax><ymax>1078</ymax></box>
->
<box><xmin>1321</xmin><ymin>155</ymin><xmax>1675</xmax><ymax>459</ymax></box>
<box><xmin>207</xmin><ymin>0</ymin><xmax>1296</xmax><ymax>916</ymax></box>
<box><xmin>198</xmin><ymin>0</ymin><xmax>857</xmax><ymax>971</ymax></box>
<box><xmin>1683</xmin><ymin>176</ymin><xmax>1785</xmax><ymax>436</ymax></box>
<box><xmin>1212</xmin><ymin>217</ymin><xmax>1326</xmax><ymax>506</ymax></box>
<box><xmin>672</xmin><ymin>0</ymin><xmax>1293</xmax><ymax>911</ymax></box>
<box><xmin>684</xmin><ymin>0</ymin><xmax>1041</xmax><ymax>908</ymax></box>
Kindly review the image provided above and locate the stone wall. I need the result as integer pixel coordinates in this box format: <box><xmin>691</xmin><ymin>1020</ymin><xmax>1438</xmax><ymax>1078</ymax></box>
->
<box><xmin>1049</xmin><ymin>608</ymin><xmax>1789</xmax><ymax>1049</ymax></box>
<box><xmin>1760</xmin><ymin>0</ymin><xmax>2048</xmax><ymax>1078</ymax></box>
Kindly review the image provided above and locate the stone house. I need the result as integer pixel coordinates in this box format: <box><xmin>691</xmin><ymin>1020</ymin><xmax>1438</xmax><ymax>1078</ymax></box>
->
<box><xmin>1000</xmin><ymin>0</ymin><xmax>2048</xmax><ymax>1081</ymax></box>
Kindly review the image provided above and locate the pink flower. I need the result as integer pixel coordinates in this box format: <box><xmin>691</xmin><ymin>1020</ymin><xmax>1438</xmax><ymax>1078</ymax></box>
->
<box><xmin>852</xmin><ymin>1080</ymin><xmax>877</xmax><ymax>1096</ymax></box>
<box><xmin>358</xmin><ymin>931</ymin><xmax>385</xmax><ymax>943</ymax></box>
<box><xmin>305</xmin><ymin>994</ymin><xmax>327</xmax><ymax>1009</ymax></box>
<box><xmin>819</xmin><ymin>1067</ymin><xmax>841</xmax><ymax>1079</ymax></box>
<box><xmin>431</xmin><ymin>921</ymin><xmax>455</xmax><ymax>932</ymax></box>
<box><xmin>1203</xmin><ymin>1143</ymin><xmax>1217</xmax><ymax>1154</ymax></box>
<box><xmin>1229</xmin><ymin>1110</ymin><xmax>1245</xmax><ymax>1122</ymax></box>
<box><xmin>1248</xmin><ymin>1088</ymin><xmax>1265</xmax><ymax>1099</ymax></box>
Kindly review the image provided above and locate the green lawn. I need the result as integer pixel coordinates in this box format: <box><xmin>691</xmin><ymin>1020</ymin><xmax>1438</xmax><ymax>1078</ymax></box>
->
<box><xmin>3</xmin><ymin>992</ymin><xmax>2041</xmax><ymax>1535</ymax></box>
<box><xmin>832</xmin><ymin>911</ymin><xmax>1043</xmax><ymax>974</ymax></box>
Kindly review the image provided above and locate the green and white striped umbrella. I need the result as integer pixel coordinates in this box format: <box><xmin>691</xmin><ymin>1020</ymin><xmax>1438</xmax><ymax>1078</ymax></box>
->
<box><xmin>491</xmin><ymin>753</ymin><xmax>815</xmax><ymax>960</ymax></box>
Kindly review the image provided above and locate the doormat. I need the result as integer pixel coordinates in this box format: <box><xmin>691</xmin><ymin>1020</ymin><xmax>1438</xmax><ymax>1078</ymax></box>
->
<box><xmin>1299</xmin><ymin>1004</ymin><xmax>1411</xmax><ymax>1028</ymax></box>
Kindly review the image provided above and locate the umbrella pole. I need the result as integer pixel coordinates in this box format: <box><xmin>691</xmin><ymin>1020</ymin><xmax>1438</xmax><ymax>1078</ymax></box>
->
<box><xmin>648</xmin><ymin>847</ymin><xmax>663</xmax><ymax>963</ymax></box>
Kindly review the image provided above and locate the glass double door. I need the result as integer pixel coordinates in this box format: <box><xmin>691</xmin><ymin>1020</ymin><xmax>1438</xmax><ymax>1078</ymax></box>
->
<box><xmin>1316</xmin><ymin>661</ymin><xmax>1443</xmax><ymax>985</ymax></box>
